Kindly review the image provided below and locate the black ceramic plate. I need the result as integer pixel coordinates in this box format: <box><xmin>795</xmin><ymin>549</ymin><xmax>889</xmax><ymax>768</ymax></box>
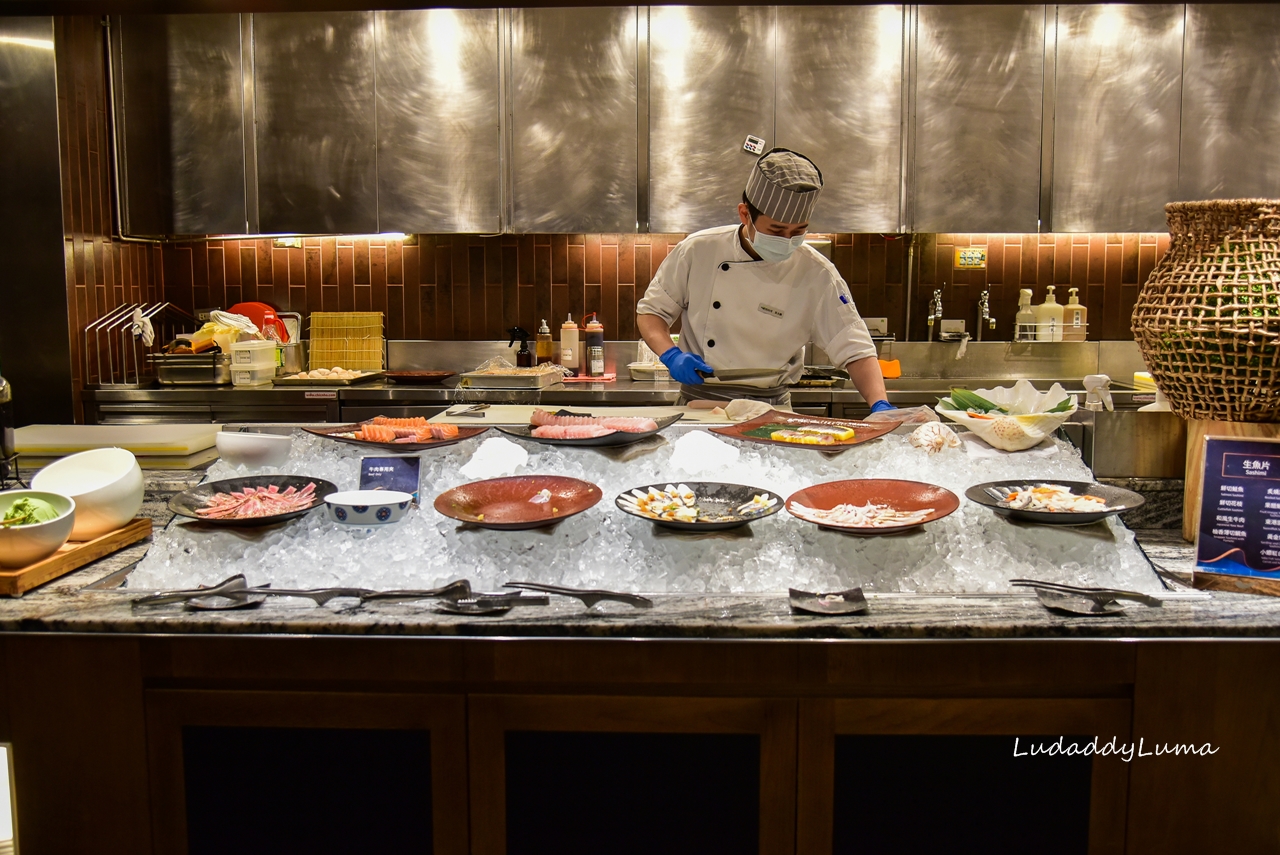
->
<box><xmin>169</xmin><ymin>475</ymin><xmax>338</xmax><ymax>527</ymax></box>
<box><xmin>615</xmin><ymin>481</ymin><xmax>783</xmax><ymax>531</ymax></box>
<box><xmin>497</xmin><ymin>412</ymin><xmax>683</xmax><ymax>448</ymax></box>
<box><xmin>966</xmin><ymin>480</ymin><xmax>1145</xmax><ymax>526</ymax></box>
<box><xmin>305</xmin><ymin>422</ymin><xmax>488</xmax><ymax>452</ymax></box>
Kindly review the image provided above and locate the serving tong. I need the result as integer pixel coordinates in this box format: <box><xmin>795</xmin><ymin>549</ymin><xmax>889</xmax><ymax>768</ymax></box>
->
<box><xmin>133</xmin><ymin>575</ymin><xmax>476</xmax><ymax>611</ymax></box>
<box><xmin>504</xmin><ymin>581</ymin><xmax>653</xmax><ymax>609</ymax></box>
<box><xmin>1010</xmin><ymin>578</ymin><xmax>1163</xmax><ymax>616</ymax></box>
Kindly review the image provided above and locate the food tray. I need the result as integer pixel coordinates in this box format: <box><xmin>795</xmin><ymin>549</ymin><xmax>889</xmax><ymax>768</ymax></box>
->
<box><xmin>457</xmin><ymin>368</ymin><xmax>563</xmax><ymax>389</ymax></box>
<box><xmin>274</xmin><ymin>372</ymin><xmax>385</xmax><ymax>386</ymax></box>
<box><xmin>614</xmin><ymin>481</ymin><xmax>783</xmax><ymax>531</ymax></box>
<box><xmin>169</xmin><ymin>476</ymin><xmax>338</xmax><ymax>528</ymax></box>
<box><xmin>710</xmin><ymin>410</ymin><xmax>900</xmax><ymax>450</ymax></box>
<box><xmin>0</xmin><ymin>518</ymin><xmax>152</xmax><ymax>597</ymax></box>
<box><xmin>385</xmin><ymin>371</ymin><xmax>456</xmax><ymax>385</ymax></box>
<box><xmin>786</xmin><ymin>479</ymin><xmax>960</xmax><ymax>535</ymax></box>
<box><xmin>496</xmin><ymin>412</ymin><xmax>683</xmax><ymax>448</ymax></box>
<box><xmin>305</xmin><ymin>422</ymin><xmax>488</xmax><ymax>452</ymax></box>
<box><xmin>149</xmin><ymin>354</ymin><xmax>232</xmax><ymax>386</ymax></box>
<box><xmin>965</xmin><ymin>480</ymin><xmax>1144</xmax><ymax>526</ymax></box>
<box><xmin>434</xmin><ymin>475</ymin><xmax>603</xmax><ymax>530</ymax></box>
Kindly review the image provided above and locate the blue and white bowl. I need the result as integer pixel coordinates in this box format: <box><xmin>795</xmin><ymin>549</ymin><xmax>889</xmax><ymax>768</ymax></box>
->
<box><xmin>324</xmin><ymin>490</ymin><xmax>413</xmax><ymax>526</ymax></box>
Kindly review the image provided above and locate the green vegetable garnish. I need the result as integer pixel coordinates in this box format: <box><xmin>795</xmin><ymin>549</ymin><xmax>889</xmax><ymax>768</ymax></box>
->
<box><xmin>2</xmin><ymin>497</ymin><xmax>60</xmax><ymax>528</ymax></box>
<box><xmin>942</xmin><ymin>388</ymin><xmax>1008</xmax><ymax>414</ymax></box>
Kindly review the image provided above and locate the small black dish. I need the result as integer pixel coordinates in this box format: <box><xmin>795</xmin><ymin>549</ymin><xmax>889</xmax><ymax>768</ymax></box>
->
<box><xmin>965</xmin><ymin>480</ymin><xmax>1145</xmax><ymax>526</ymax></box>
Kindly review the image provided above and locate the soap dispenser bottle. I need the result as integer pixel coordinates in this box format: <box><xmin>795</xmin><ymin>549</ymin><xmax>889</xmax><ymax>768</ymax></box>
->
<box><xmin>1062</xmin><ymin>288</ymin><xmax>1087</xmax><ymax>342</ymax></box>
<box><xmin>1035</xmin><ymin>285</ymin><xmax>1064</xmax><ymax>342</ymax></box>
<box><xmin>1015</xmin><ymin>289</ymin><xmax>1037</xmax><ymax>342</ymax></box>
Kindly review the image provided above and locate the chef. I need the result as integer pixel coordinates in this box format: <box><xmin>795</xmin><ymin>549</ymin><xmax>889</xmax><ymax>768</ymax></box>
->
<box><xmin>635</xmin><ymin>148</ymin><xmax>895</xmax><ymax>414</ymax></box>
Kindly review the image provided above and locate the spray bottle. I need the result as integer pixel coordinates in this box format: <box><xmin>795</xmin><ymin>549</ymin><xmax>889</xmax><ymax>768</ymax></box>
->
<box><xmin>1015</xmin><ymin>289</ymin><xmax>1037</xmax><ymax>342</ymax></box>
<box><xmin>507</xmin><ymin>326</ymin><xmax>533</xmax><ymax>368</ymax></box>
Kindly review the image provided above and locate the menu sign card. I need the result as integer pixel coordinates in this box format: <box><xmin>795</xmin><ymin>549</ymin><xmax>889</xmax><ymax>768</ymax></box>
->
<box><xmin>1196</xmin><ymin>436</ymin><xmax>1280</xmax><ymax>578</ymax></box>
<box><xmin>359</xmin><ymin>457</ymin><xmax>421</xmax><ymax>503</ymax></box>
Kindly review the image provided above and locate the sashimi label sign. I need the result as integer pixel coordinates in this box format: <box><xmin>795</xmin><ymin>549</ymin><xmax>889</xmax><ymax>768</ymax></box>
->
<box><xmin>1196</xmin><ymin>436</ymin><xmax>1280</xmax><ymax>577</ymax></box>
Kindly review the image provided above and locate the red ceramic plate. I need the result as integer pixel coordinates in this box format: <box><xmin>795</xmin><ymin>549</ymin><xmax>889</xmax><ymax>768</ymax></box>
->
<box><xmin>434</xmin><ymin>475</ymin><xmax>603</xmax><ymax>530</ymax></box>
<box><xmin>710</xmin><ymin>410</ymin><xmax>901</xmax><ymax>450</ymax></box>
<box><xmin>385</xmin><ymin>370</ymin><xmax>457</xmax><ymax>385</ymax></box>
<box><xmin>786</xmin><ymin>479</ymin><xmax>960</xmax><ymax>535</ymax></box>
<box><xmin>305</xmin><ymin>422</ymin><xmax>487</xmax><ymax>452</ymax></box>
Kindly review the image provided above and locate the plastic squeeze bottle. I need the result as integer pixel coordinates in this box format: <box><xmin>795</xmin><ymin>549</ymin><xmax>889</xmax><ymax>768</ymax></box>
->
<box><xmin>536</xmin><ymin>319</ymin><xmax>553</xmax><ymax>364</ymax></box>
<box><xmin>560</xmin><ymin>314</ymin><xmax>580</xmax><ymax>375</ymax></box>
<box><xmin>1035</xmin><ymin>285</ymin><xmax>1064</xmax><ymax>342</ymax></box>
<box><xmin>584</xmin><ymin>313</ymin><xmax>606</xmax><ymax>377</ymax></box>
<box><xmin>1062</xmin><ymin>288</ymin><xmax>1087</xmax><ymax>342</ymax></box>
<box><xmin>1015</xmin><ymin>289</ymin><xmax>1037</xmax><ymax>342</ymax></box>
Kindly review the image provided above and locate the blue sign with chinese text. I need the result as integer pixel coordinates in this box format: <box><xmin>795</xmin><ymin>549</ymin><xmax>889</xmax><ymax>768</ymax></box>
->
<box><xmin>1196</xmin><ymin>437</ymin><xmax>1280</xmax><ymax>577</ymax></box>
<box><xmin>359</xmin><ymin>456</ymin><xmax>421</xmax><ymax>502</ymax></box>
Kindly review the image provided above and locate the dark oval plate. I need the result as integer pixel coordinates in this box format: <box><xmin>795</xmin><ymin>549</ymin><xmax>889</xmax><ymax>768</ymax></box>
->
<box><xmin>305</xmin><ymin>422</ymin><xmax>488</xmax><ymax>452</ymax></box>
<box><xmin>710</xmin><ymin>410</ymin><xmax>900</xmax><ymax>450</ymax></box>
<box><xmin>496</xmin><ymin>412</ymin><xmax>683</xmax><ymax>447</ymax></box>
<box><xmin>434</xmin><ymin>475</ymin><xmax>603</xmax><ymax>530</ymax></box>
<box><xmin>786</xmin><ymin>479</ymin><xmax>960</xmax><ymax>535</ymax></box>
<box><xmin>615</xmin><ymin>481</ymin><xmax>783</xmax><ymax>531</ymax></box>
<box><xmin>965</xmin><ymin>480</ymin><xmax>1145</xmax><ymax>526</ymax></box>
<box><xmin>385</xmin><ymin>370</ymin><xmax>456</xmax><ymax>385</ymax></box>
<box><xmin>169</xmin><ymin>475</ymin><xmax>338</xmax><ymax>527</ymax></box>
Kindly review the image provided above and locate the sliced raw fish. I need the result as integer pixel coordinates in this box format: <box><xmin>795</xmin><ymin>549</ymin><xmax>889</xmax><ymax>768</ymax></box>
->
<box><xmin>531</xmin><ymin>424</ymin><xmax>616</xmax><ymax>439</ymax></box>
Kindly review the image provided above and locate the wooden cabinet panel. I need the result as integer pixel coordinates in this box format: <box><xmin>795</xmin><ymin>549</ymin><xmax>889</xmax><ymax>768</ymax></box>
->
<box><xmin>145</xmin><ymin>689</ymin><xmax>468</xmax><ymax>855</ymax></box>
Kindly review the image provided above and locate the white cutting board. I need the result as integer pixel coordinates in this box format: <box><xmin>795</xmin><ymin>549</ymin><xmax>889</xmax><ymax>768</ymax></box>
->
<box><xmin>15</xmin><ymin>424</ymin><xmax>222</xmax><ymax>456</ymax></box>
<box><xmin>430</xmin><ymin>405</ymin><xmax>732</xmax><ymax>426</ymax></box>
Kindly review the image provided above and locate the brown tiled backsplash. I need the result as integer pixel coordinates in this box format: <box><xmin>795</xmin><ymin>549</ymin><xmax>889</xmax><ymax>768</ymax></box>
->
<box><xmin>153</xmin><ymin>231</ymin><xmax>1163</xmax><ymax>345</ymax></box>
<box><xmin>913</xmin><ymin>233</ymin><xmax>1171</xmax><ymax>342</ymax></box>
<box><xmin>156</xmin><ymin>233</ymin><xmax>913</xmax><ymax>342</ymax></box>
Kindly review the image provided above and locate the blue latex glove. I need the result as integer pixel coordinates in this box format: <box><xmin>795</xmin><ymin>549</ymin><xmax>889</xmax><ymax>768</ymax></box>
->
<box><xmin>659</xmin><ymin>347</ymin><xmax>713</xmax><ymax>385</ymax></box>
<box><xmin>869</xmin><ymin>399</ymin><xmax>897</xmax><ymax>414</ymax></box>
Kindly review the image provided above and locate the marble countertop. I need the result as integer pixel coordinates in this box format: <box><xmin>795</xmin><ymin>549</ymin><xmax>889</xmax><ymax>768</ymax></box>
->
<box><xmin>3</xmin><ymin>473</ymin><xmax>1278</xmax><ymax>640</ymax></box>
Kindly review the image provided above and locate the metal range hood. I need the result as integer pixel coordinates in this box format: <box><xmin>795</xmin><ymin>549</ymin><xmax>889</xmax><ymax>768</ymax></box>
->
<box><xmin>110</xmin><ymin>5</ymin><xmax>1280</xmax><ymax>238</ymax></box>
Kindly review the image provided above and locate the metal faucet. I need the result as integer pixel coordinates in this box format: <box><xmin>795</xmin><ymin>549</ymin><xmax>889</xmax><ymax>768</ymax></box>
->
<box><xmin>926</xmin><ymin>289</ymin><xmax>943</xmax><ymax>340</ymax></box>
<box><xmin>977</xmin><ymin>289</ymin><xmax>996</xmax><ymax>341</ymax></box>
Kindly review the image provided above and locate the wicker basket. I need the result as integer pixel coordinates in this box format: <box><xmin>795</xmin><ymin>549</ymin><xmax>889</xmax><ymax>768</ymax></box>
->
<box><xmin>1131</xmin><ymin>199</ymin><xmax>1280</xmax><ymax>422</ymax></box>
<box><xmin>307</xmin><ymin>312</ymin><xmax>384</xmax><ymax>372</ymax></box>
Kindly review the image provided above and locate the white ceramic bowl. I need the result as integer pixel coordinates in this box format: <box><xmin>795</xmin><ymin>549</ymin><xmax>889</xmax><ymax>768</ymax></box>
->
<box><xmin>216</xmin><ymin>430</ymin><xmax>293</xmax><ymax>468</ymax></box>
<box><xmin>325</xmin><ymin>490</ymin><xmax>413</xmax><ymax>526</ymax></box>
<box><xmin>0</xmin><ymin>490</ymin><xmax>76</xmax><ymax>569</ymax></box>
<box><xmin>31</xmin><ymin>447</ymin><xmax>144</xmax><ymax>540</ymax></box>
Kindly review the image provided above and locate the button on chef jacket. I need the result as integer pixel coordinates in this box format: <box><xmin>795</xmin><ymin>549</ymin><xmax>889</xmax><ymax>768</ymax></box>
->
<box><xmin>636</xmin><ymin>225</ymin><xmax>877</xmax><ymax>387</ymax></box>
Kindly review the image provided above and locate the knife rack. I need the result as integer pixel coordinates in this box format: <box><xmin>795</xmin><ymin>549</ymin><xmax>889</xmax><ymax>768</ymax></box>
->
<box><xmin>82</xmin><ymin>303</ymin><xmax>196</xmax><ymax>387</ymax></box>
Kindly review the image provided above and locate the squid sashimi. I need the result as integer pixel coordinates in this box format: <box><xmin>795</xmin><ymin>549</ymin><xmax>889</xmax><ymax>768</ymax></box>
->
<box><xmin>531</xmin><ymin>424</ymin><xmax>617</xmax><ymax>439</ymax></box>
<box><xmin>530</xmin><ymin>408</ymin><xmax>657</xmax><ymax>433</ymax></box>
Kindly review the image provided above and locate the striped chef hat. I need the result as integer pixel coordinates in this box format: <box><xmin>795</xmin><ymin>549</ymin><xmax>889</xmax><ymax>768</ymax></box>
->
<box><xmin>744</xmin><ymin>148</ymin><xmax>823</xmax><ymax>224</ymax></box>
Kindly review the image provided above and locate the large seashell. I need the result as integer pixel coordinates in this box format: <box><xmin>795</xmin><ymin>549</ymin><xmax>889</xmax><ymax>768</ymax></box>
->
<box><xmin>909</xmin><ymin>422</ymin><xmax>961</xmax><ymax>454</ymax></box>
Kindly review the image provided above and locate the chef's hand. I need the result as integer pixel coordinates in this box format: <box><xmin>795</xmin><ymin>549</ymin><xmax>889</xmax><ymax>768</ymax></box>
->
<box><xmin>660</xmin><ymin>347</ymin><xmax>713</xmax><ymax>385</ymax></box>
<box><xmin>863</xmin><ymin>399</ymin><xmax>899</xmax><ymax>423</ymax></box>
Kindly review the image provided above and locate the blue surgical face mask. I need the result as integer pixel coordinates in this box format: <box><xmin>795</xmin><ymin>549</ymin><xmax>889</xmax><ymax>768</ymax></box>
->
<box><xmin>748</xmin><ymin>224</ymin><xmax>806</xmax><ymax>263</ymax></box>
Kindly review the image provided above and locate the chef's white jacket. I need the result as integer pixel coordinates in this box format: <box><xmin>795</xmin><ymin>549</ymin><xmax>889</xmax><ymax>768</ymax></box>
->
<box><xmin>636</xmin><ymin>225</ymin><xmax>877</xmax><ymax>387</ymax></box>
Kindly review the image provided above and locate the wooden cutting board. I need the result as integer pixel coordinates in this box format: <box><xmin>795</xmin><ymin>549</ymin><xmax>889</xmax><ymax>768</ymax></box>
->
<box><xmin>15</xmin><ymin>424</ymin><xmax>221</xmax><ymax>457</ymax></box>
<box><xmin>0</xmin><ymin>518</ymin><xmax>152</xmax><ymax>597</ymax></box>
